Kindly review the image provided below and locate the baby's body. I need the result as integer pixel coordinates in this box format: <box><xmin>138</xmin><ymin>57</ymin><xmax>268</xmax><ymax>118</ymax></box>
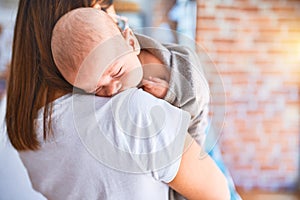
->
<box><xmin>51</xmin><ymin>7</ymin><xmax>209</xmax><ymax>146</ymax></box>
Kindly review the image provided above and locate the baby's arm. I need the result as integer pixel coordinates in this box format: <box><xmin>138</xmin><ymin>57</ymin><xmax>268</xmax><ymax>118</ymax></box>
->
<box><xmin>142</xmin><ymin>76</ymin><xmax>169</xmax><ymax>99</ymax></box>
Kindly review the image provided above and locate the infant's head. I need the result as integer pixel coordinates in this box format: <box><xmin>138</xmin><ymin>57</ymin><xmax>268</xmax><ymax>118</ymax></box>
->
<box><xmin>51</xmin><ymin>7</ymin><xmax>143</xmax><ymax>96</ymax></box>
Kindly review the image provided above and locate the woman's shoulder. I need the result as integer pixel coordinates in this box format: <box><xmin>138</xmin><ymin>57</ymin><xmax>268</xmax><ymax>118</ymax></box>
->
<box><xmin>81</xmin><ymin>88</ymin><xmax>190</xmax><ymax>180</ymax></box>
<box><xmin>100</xmin><ymin>88</ymin><xmax>190</xmax><ymax>149</ymax></box>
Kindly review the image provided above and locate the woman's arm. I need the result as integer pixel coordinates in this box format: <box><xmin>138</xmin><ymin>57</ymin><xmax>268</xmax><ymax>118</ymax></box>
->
<box><xmin>168</xmin><ymin>135</ymin><xmax>230</xmax><ymax>200</ymax></box>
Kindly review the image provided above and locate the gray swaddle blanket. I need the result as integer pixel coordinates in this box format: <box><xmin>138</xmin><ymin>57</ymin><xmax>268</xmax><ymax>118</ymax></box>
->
<box><xmin>136</xmin><ymin>33</ymin><xmax>210</xmax><ymax>200</ymax></box>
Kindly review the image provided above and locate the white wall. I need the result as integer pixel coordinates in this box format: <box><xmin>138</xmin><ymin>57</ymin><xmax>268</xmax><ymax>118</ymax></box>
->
<box><xmin>0</xmin><ymin>1</ymin><xmax>17</xmax><ymax>72</ymax></box>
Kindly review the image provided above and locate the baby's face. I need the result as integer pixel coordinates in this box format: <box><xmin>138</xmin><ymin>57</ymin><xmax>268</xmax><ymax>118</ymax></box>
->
<box><xmin>93</xmin><ymin>51</ymin><xmax>143</xmax><ymax>97</ymax></box>
<box><xmin>72</xmin><ymin>32</ymin><xmax>143</xmax><ymax>97</ymax></box>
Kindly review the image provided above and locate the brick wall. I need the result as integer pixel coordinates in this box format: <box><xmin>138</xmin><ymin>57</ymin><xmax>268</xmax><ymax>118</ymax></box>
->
<box><xmin>196</xmin><ymin>0</ymin><xmax>300</xmax><ymax>191</ymax></box>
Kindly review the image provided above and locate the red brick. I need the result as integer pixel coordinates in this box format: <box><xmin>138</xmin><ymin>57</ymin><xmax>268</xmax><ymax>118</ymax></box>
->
<box><xmin>271</xmin><ymin>6</ymin><xmax>296</xmax><ymax>12</ymax></box>
<box><xmin>197</xmin><ymin>27</ymin><xmax>220</xmax><ymax>33</ymax></box>
<box><xmin>260</xmin><ymin>165</ymin><xmax>280</xmax><ymax>171</ymax></box>
<box><xmin>213</xmin><ymin>38</ymin><xmax>236</xmax><ymax>43</ymax></box>
<box><xmin>247</xmin><ymin>17</ymin><xmax>273</xmax><ymax>24</ymax></box>
<box><xmin>253</xmin><ymin>38</ymin><xmax>275</xmax><ymax>43</ymax></box>
<box><xmin>234</xmin><ymin>164</ymin><xmax>254</xmax><ymax>171</ymax></box>
<box><xmin>241</xmin><ymin>6</ymin><xmax>260</xmax><ymax>12</ymax></box>
<box><xmin>197</xmin><ymin>3</ymin><xmax>206</xmax><ymax>9</ymax></box>
<box><xmin>197</xmin><ymin>15</ymin><xmax>216</xmax><ymax>20</ymax></box>
<box><xmin>254</xmin><ymin>60</ymin><xmax>275</xmax><ymax>65</ymax></box>
<box><xmin>267</xmin><ymin>49</ymin><xmax>289</xmax><ymax>54</ymax></box>
<box><xmin>286</xmin><ymin>165</ymin><xmax>298</xmax><ymax>172</ymax></box>
<box><xmin>197</xmin><ymin>20</ymin><xmax>219</xmax><ymax>29</ymax></box>
<box><xmin>215</xmin><ymin>5</ymin><xmax>239</xmax><ymax>10</ymax></box>
<box><xmin>259</xmin><ymin>28</ymin><xmax>283</xmax><ymax>33</ymax></box>
<box><xmin>278</xmin><ymin>17</ymin><xmax>300</xmax><ymax>23</ymax></box>
<box><xmin>284</xmin><ymin>80</ymin><xmax>300</xmax><ymax>85</ymax></box>
<box><xmin>288</xmin><ymin>28</ymin><xmax>300</xmax><ymax>33</ymax></box>
<box><xmin>224</xmin><ymin>17</ymin><xmax>241</xmax><ymax>22</ymax></box>
<box><xmin>195</xmin><ymin>0</ymin><xmax>300</xmax><ymax>190</ymax></box>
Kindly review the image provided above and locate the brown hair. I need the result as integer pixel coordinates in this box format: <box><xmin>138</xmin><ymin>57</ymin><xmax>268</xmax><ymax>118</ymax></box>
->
<box><xmin>6</xmin><ymin>0</ymin><xmax>112</xmax><ymax>151</ymax></box>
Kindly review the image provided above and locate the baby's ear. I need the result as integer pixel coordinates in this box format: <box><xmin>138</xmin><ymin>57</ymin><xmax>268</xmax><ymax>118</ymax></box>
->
<box><xmin>123</xmin><ymin>28</ymin><xmax>140</xmax><ymax>55</ymax></box>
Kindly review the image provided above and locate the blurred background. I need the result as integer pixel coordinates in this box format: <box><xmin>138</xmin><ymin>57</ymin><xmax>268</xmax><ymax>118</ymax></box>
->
<box><xmin>0</xmin><ymin>0</ymin><xmax>299</xmax><ymax>199</ymax></box>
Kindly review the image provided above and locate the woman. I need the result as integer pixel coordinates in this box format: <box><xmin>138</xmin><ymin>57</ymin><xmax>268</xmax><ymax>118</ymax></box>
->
<box><xmin>5</xmin><ymin>0</ymin><xmax>229</xmax><ymax>199</ymax></box>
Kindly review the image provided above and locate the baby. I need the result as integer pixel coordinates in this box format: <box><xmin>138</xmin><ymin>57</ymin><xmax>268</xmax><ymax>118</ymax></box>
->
<box><xmin>51</xmin><ymin>7</ymin><xmax>209</xmax><ymax>146</ymax></box>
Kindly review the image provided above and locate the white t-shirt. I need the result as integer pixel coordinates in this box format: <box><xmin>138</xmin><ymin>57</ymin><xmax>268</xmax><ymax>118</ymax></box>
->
<box><xmin>19</xmin><ymin>88</ymin><xmax>190</xmax><ymax>200</ymax></box>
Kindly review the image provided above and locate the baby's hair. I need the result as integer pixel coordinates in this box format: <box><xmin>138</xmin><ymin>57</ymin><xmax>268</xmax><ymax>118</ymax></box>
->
<box><xmin>51</xmin><ymin>7</ymin><xmax>120</xmax><ymax>84</ymax></box>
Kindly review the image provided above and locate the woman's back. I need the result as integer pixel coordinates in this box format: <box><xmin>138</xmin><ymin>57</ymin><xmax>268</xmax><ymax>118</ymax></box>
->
<box><xmin>19</xmin><ymin>89</ymin><xmax>190</xmax><ymax>199</ymax></box>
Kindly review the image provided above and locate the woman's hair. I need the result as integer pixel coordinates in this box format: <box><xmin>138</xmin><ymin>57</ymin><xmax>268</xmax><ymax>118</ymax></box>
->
<box><xmin>6</xmin><ymin>0</ymin><xmax>113</xmax><ymax>151</ymax></box>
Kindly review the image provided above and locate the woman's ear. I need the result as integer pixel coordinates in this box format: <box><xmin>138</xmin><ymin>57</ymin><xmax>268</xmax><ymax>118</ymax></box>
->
<box><xmin>123</xmin><ymin>28</ymin><xmax>140</xmax><ymax>55</ymax></box>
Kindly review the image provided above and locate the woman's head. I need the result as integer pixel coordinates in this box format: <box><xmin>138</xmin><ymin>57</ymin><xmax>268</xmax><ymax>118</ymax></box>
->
<box><xmin>6</xmin><ymin>0</ymin><xmax>114</xmax><ymax>150</ymax></box>
<box><xmin>11</xmin><ymin>0</ymin><xmax>112</xmax><ymax>89</ymax></box>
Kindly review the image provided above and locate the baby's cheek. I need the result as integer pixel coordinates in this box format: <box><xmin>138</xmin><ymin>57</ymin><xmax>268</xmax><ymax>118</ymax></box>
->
<box><xmin>122</xmin><ymin>67</ymin><xmax>143</xmax><ymax>88</ymax></box>
<box><xmin>95</xmin><ymin>90</ymin><xmax>106</xmax><ymax>97</ymax></box>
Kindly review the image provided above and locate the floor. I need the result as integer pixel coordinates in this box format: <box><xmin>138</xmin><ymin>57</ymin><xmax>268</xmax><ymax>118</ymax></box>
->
<box><xmin>237</xmin><ymin>189</ymin><xmax>300</xmax><ymax>200</ymax></box>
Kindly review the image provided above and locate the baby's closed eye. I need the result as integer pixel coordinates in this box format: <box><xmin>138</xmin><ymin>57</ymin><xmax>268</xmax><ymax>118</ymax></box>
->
<box><xmin>112</xmin><ymin>67</ymin><xmax>124</xmax><ymax>78</ymax></box>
